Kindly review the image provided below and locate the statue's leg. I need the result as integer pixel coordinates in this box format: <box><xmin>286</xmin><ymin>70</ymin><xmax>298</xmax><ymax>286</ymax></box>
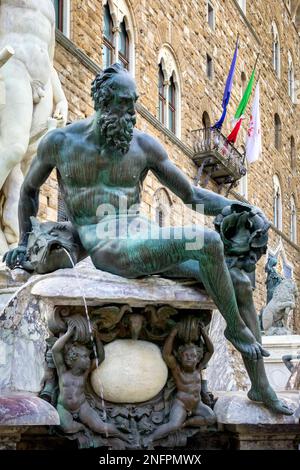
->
<box><xmin>89</xmin><ymin>224</ymin><xmax>266</xmax><ymax>359</ymax></box>
<box><xmin>229</xmin><ymin>267</ymin><xmax>293</xmax><ymax>415</ymax></box>
<box><xmin>184</xmin><ymin>401</ymin><xmax>216</xmax><ymax>427</ymax></box>
<box><xmin>2</xmin><ymin>164</ymin><xmax>23</xmax><ymax>246</ymax></box>
<box><xmin>0</xmin><ymin>59</ymin><xmax>33</xmax><ymax>189</ymax></box>
<box><xmin>56</xmin><ymin>403</ymin><xmax>85</xmax><ymax>434</ymax></box>
<box><xmin>0</xmin><ymin>60</ymin><xmax>33</xmax><ymax>254</ymax></box>
<box><xmin>21</xmin><ymin>78</ymin><xmax>54</xmax><ymax>176</ymax></box>
<box><xmin>162</xmin><ymin>261</ymin><xmax>293</xmax><ymax>415</ymax></box>
<box><xmin>79</xmin><ymin>401</ymin><xmax>129</xmax><ymax>441</ymax></box>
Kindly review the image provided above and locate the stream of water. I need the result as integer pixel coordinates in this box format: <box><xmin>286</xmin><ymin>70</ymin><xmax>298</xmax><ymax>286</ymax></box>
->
<box><xmin>62</xmin><ymin>249</ymin><xmax>108</xmax><ymax>435</ymax></box>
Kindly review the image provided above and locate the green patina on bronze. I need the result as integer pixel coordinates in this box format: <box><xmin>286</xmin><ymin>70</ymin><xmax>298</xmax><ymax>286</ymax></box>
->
<box><xmin>4</xmin><ymin>63</ymin><xmax>292</xmax><ymax>415</ymax></box>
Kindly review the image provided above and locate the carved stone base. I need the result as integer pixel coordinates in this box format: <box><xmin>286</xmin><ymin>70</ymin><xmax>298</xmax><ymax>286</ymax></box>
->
<box><xmin>0</xmin><ymin>261</ymin><xmax>216</xmax><ymax>450</ymax></box>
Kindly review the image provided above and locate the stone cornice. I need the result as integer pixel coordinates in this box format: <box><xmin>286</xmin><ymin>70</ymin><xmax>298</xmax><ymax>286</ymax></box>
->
<box><xmin>56</xmin><ymin>30</ymin><xmax>102</xmax><ymax>75</ymax></box>
<box><xmin>231</xmin><ymin>0</ymin><xmax>261</xmax><ymax>45</ymax></box>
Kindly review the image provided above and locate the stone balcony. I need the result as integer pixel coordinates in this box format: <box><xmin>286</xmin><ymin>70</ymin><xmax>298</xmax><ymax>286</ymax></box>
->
<box><xmin>191</xmin><ymin>128</ymin><xmax>247</xmax><ymax>187</ymax></box>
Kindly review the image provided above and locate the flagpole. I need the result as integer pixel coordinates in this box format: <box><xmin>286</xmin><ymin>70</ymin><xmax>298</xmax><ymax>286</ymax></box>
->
<box><xmin>253</xmin><ymin>53</ymin><xmax>260</xmax><ymax>71</ymax></box>
<box><xmin>212</xmin><ymin>34</ymin><xmax>240</xmax><ymax>130</ymax></box>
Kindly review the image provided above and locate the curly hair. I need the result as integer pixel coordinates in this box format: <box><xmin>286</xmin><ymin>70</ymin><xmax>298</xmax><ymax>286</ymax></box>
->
<box><xmin>177</xmin><ymin>343</ymin><xmax>203</xmax><ymax>361</ymax></box>
<box><xmin>64</xmin><ymin>343</ymin><xmax>91</xmax><ymax>368</ymax></box>
<box><xmin>91</xmin><ymin>63</ymin><xmax>127</xmax><ymax>110</ymax></box>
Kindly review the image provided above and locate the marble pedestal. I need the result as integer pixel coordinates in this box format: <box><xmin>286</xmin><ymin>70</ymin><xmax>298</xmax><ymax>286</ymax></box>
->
<box><xmin>0</xmin><ymin>259</ymin><xmax>215</xmax><ymax>449</ymax></box>
<box><xmin>212</xmin><ymin>391</ymin><xmax>300</xmax><ymax>450</ymax></box>
<box><xmin>262</xmin><ymin>335</ymin><xmax>300</xmax><ymax>390</ymax></box>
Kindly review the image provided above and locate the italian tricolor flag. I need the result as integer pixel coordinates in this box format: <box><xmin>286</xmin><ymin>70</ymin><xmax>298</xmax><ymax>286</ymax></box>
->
<box><xmin>227</xmin><ymin>68</ymin><xmax>255</xmax><ymax>144</ymax></box>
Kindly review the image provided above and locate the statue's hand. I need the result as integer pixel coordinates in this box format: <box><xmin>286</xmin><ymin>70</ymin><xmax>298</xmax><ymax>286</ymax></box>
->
<box><xmin>3</xmin><ymin>245</ymin><xmax>27</xmax><ymax>269</ymax></box>
<box><xmin>53</xmin><ymin>100</ymin><xmax>68</xmax><ymax>127</ymax></box>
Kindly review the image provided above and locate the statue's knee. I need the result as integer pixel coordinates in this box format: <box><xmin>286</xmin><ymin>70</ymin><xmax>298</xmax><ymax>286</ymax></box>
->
<box><xmin>204</xmin><ymin>231</ymin><xmax>223</xmax><ymax>254</ymax></box>
<box><xmin>234</xmin><ymin>275</ymin><xmax>252</xmax><ymax>298</ymax></box>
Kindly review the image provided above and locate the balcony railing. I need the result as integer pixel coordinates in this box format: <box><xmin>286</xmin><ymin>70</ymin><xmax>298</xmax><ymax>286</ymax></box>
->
<box><xmin>191</xmin><ymin>128</ymin><xmax>247</xmax><ymax>187</ymax></box>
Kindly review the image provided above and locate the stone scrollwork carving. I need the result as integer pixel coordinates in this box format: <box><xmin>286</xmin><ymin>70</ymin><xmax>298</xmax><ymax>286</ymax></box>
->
<box><xmin>42</xmin><ymin>305</ymin><xmax>215</xmax><ymax>449</ymax></box>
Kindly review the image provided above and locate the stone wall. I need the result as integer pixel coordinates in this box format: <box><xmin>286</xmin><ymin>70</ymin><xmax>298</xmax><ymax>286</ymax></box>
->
<box><xmin>38</xmin><ymin>0</ymin><xmax>300</xmax><ymax>328</ymax></box>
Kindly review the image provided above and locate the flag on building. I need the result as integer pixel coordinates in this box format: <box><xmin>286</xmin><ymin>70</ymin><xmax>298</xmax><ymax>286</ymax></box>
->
<box><xmin>226</xmin><ymin>116</ymin><xmax>244</xmax><ymax>144</ymax></box>
<box><xmin>234</xmin><ymin>67</ymin><xmax>255</xmax><ymax>121</ymax></box>
<box><xmin>246</xmin><ymin>82</ymin><xmax>262</xmax><ymax>163</ymax></box>
<box><xmin>212</xmin><ymin>37</ymin><xmax>239</xmax><ymax>130</ymax></box>
<box><xmin>226</xmin><ymin>65</ymin><xmax>256</xmax><ymax>144</ymax></box>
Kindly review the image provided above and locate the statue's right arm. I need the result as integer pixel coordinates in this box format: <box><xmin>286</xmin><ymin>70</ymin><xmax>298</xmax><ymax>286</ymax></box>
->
<box><xmin>3</xmin><ymin>132</ymin><xmax>58</xmax><ymax>267</ymax></box>
<box><xmin>52</xmin><ymin>327</ymin><xmax>74</xmax><ymax>374</ymax></box>
<box><xmin>162</xmin><ymin>326</ymin><xmax>178</xmax><ymax>369</ymax></box>
<box><xmin>19</xmin><ymin>133</ymin><xmax>57</xmax><ymax>245</ymax></box>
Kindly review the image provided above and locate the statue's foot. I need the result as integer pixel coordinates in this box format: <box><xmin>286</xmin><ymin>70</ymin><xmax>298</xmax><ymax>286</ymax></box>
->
<box><xmin>224</xmin><ymin>326</ymin><xmax>270</xmax><ymax>360</ymax></box>
<box><xmin>248</xmin><ymin>386</ymin><xmax>294</xmax><ymax>416</ymax></box>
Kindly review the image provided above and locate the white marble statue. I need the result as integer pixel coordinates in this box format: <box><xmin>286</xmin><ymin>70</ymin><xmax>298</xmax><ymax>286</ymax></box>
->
<box><xmin>0</xmin><ymin>0</ymin><xmax>68</xmax><ymax>255</ymax></box>
<box><xmin>262</xmin><ymin>279</ymin><xmax>299</xmax><ymax>336</ymax></box>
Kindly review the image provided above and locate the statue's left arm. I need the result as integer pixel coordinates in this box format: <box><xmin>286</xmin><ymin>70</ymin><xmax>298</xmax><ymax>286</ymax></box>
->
<box><xmin>197</xmin><ymin>325</ymin><xmax>214</xmax><ymax>370</ymax></box>
<box><xmin>145</xmin><ymin>135</ymin><xmax>235</xmax><ymax>216</ymax></box>
<box><xmin>49</xmin><ymin>23</ymin><xmax>68</xmax><ymax>125</ymax></box>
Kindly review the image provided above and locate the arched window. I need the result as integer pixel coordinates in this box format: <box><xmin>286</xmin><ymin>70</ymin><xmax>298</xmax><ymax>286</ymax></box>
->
<box><xmin>272</xmin><ymin>22</ymin><xmax>280</xmax><ymax>78</ymax></box>
<box><xmin>290</xmin><ymin>135</ymin><xmax>296</xmax><ymax>170</ymax></box>
<box><xmin>273</xmin><ymin>175</ymin><xmax>282</xmax><ymax>230</ymax></box>
<box><xmin>53</xmin><ymin>0</ymin><xmax>70</xmax><ymax>37</ymax></box>
<box><xmin>202</xmin><ymin>111</ymin><xmax>211</xmax><ymax>148</ymax></box>
<box><xmin>290</xmin><ymin>195</ymin><xmax>297</xmax><ymax>243</ymax></box>
<box><xmin>157</xmin><ymin>46</ymin><xmax>181</xmax><ymax>137</ymax></box>
<box><xmin>274</xmin><ymin>114</ymin><xmax>282</xmax><ymax>150</ymax></box>
<box><xmin>288</xmin><ymin>52</ymin><xmax>295</xmax><ymax>102</ymax></box>
<box><xmin>102</xmin><ymin>1</ymin><xmax>135</xmax><ymax>74</ymax></box>
<box><xmin>103</xmin><ymin>3</ymin><xmax>114</xmax><ymax>68</ymax></box>
<box><xmin>158</xmin><ymin>64</ymin><xmax>166</xmax><ymax>125</ymax></box>
<box><xmin>118</xmin><ymin>20</ymin><xmax>129</xmax><ymax>69</ymax></box>
<box><xmin>168</xmin><ymin>75</ymin><xmax>176</xmax><ymax>133</ymax></box>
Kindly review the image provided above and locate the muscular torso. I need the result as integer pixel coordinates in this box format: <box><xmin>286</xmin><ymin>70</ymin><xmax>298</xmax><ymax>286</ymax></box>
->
<box><xmin>174</xmin><ymin>367</ymin><xmax>201</xmax><ymax>411</ymax></box>
<box><xmin>58</xmin><ymin>371</ymin><xmax>86</xmax><ymax>412</ymax></box>
<box><xmin>0</xmin><ymin>0</ymin><xmax>54</xmax><ymax>82</ymax></box>
<box><xmin>55</xmin><ymin>119</ymin><xmax>149</xmax><ymax>230</ymax></box>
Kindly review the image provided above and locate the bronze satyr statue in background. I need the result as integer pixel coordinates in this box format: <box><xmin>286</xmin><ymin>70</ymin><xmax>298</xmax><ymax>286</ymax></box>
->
<box><xmin>4</xmin><ymin>63</ymin><xmax>292</xmax><ymax>415</ymax></box>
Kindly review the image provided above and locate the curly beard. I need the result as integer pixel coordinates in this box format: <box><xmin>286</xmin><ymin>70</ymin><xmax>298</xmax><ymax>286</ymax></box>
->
<box><xmin>98</xmin><ymin>109</ymin><xmax>136</xmax><ymax>155</ymax></box>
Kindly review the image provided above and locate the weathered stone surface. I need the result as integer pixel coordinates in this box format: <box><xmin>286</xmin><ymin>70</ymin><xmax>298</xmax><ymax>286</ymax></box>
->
<box><xmin>0</xmin><ymin>393</ymin><xmax>59</xmax><ymax>426</ymax></box>
<box><xmin>91</xmin><ymin>339</ymin><xmax>168</xmax><ymax>403</ymax></box>
<box><xmin>262</xmin><ymin>334</ymin><xmax>300</xmax><ymax>390</ymax></box>
<box><xmin>214</xmin><ymin>391</ymin><xmax>300</xmax><ymax>425</ymax></box>
<box><xmin>207</xmin><ymin>311</ymin><xmax>250</xmax><ymax>392</ymax></box>
<box><xmin>31</xmin><ymin>259</ymin><xmax>214</xmax><ymax>309</ymax></box>
<box><xmin>0</xmin><ymin>276</ymin><xmax>49</xmax><ymax>393</ymax></box>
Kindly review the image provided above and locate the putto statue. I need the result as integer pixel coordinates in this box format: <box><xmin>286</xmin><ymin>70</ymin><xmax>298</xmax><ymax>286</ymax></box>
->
<box><xmin>5</xmin><ymin>64</ymin><xmax>292</xmax><ymax>416</ymax></box>
<box><xmin>0</xmin><ymin>0</ymin><xmax>68</xmax><ymax>254</ymax></box>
